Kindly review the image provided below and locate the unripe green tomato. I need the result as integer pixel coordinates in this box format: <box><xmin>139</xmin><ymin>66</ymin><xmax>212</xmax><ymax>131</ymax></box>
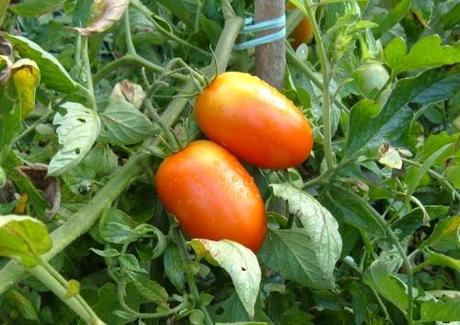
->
<box><xmin>353</xmin><ymin>63</ymin><xmax>389</xmax><ymax>99</ymax></box>
<box><xmin>0</xmin><ymin>166</ymin><xmax>6</xmax><ymax>188</ymax></box>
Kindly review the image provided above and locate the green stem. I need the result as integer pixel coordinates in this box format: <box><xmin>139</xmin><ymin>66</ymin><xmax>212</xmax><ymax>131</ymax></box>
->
<box><xmin>0</xmin><ymin>8</ymin><xmax>243</xmax><ymax>296</ymax></box>
<box><xmin>38</xmin><ymin>259</ymin><xmax>103</xmax><ymax>324</ymax></box>
<box><xmin>131</xmin><ymin>1</ymin><xmax>210</xmax><ymax>57</ymax></box>
<box><xmin>303</xmin><ymin>1</ymin><xmax>334</xmax><ymax>170</ymax></box>
<box><xmin>30</xmin><ymin>264</ymin><xmax>105</xmax><ymax>324</ymax></box>
<box><xmin>13</xmin><ymin>110</ymin><xmax>52</xmax><ymax>143</ymax></box>
<box><xmin>124</xmin><ymin>10</ymin><xmax>137</xmax><ymax>55</ymax></box>
<box><xmin>402</xmin><ymin>158</ymin><xmax>460</xmax><ymax>201</ymax></box>
<box><xmin>369</xmin><ymin>203</ymin><xmax>415</xmax><ymax>323</ymax></box>
<box><xmin>172</xmin><ymin>227</ymin><xmax>214</xmax><ymax>325</ymax></box>
<box><xmin>0</xmin><ymin>0</ymin><xmax>9</xmax><ymax>27</ymax></box>
<box><xmin>82</xmin><ymin>37</ymin><xmax>97</xmax><ymax>112</ymax></box>
<box><xmin>92</xmin><ymin>54</ymin><xmax>187</xmax><ymax>84</ymax></box>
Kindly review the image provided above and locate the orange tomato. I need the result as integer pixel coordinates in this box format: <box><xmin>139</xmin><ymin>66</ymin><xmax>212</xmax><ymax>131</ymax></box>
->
<box><xmin>155</xmin><ymin>140</ymin><xmax>267</xmax><ymax>252</ymax></box>
<box><xmin>195</xmin><ymin>72</ymin><xmax>314</xmax><ymax>169</ymax></box>
<box><xmin>287</xmin><ymin>2</ymin><xmax>314</xmax><ymax>48</ymax></box>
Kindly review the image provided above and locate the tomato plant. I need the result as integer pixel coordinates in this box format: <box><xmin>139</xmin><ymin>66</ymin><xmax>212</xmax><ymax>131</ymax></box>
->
<box><xmin>155</xmin><ymin>140</ymin><xmax>267</xmax><ymax>252</ymax></box>
<box><xmin>195</xmin><ymin>72</ymin><xmax>314</xmax><ymax>169</ymax></box>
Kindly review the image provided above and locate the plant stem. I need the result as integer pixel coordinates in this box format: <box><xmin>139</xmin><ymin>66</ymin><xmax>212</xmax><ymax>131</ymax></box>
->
<box><xmin>370</xmin><ymin>204</ymin><xmax>415</xmax><ymax>324</ymax></box>
<box><xmin>92</xmin><ymin>54</ymin><xmax>187</xmax><ymax>84</ymax></box>
<box><xmin>30</xmin><ymin>264</ymin><xmax>105</xmax><ymax>324</ymax></box>
<box><xmin>131</xmin><ymin>1</ymin><xmax>210</xmax><ymax>57</ymax></box>
<box><xmin>172</xmin><ymin>226</ymin><xmax>214</xmax><ymax>325</ymax></box>
<box><xmin>0</xmin><ymin>7</ymin><xmax>243</xmax><ymax>296</ymax></box>
<box><xmin>82</xmin><ymin>37</ymin><xmax>97</xmax><ymax>112</ymax></box>
<box><xmin>124</xmin><ymin>10</ymin><xmax>137</xmax><ymax>55</ymax></box>
<box><xmin>402</xmin><ymin>158</ymin><xmax>460</xmax><ymax>201</ymax></box>
<box><xmin>302</xmin><ymin>0</ymin><xmax>334</xmax><ymax>170</ymax></box>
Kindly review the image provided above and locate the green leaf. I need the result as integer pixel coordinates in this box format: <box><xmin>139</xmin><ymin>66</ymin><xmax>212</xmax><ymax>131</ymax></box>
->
<box><xmin>119</xmin><ymin>254</ymin><xmax>146</xmax><ymax>273</ymax></box>
<box><xmin>0</xmin><ymin>215</ymin><xmax>52</xmax><ymax>267</ymax></box>
<box><xmin>423</xmin><ymin>251</ymin><xmax>460</xmax><ymax>271</ymax></box>
<box><xmin>10</xmin><ymin>0</ymin><xmax>67</xmax><ymax>16</ymax></box>
<box><xmin>99</xmin><ymin>207</ymin><xmax>136</xmax><ymax>244</ymax></box>
<box><xmin>364</xmin><ymin>258</ymin><xmax>408</xmax><ymax>315</ymax></box>
<box><xmin>405</xmin><ymin>144</ymin><xmax>451</xmax><ymax>201</ymax></box>
<box><xmin>2</xmin><ymin>33</ymin><xmax>77</xmax><ymax>93</ymax></box>
<box><xmin>190</xmin><ymin>239</ymin><xmax>261</xmax><ymax>318</ymax></box>
<box><xmin>440</xmin><ymin>2</ymin><xmax>460</xmax><ymax>30</ymax></box>
<box><xmin>419</xmin><ymin>291</ymin><xmax>460</xmax><ymax>322</ymax></box>
<box><xmin>155</xmin><ymin>0</ymin><xmax>194</xmax><ymax>27</ymax></box>
<box><xmin>345</xmin><ymin>68</ymin><xmax>460</xmax><ymax>157</ymax></box>
<box><xmin>446</xmin><ymin>165</ymin><xmax>460</xmax><ymax>189</ymax></box>
<box><xmin>6</xmin><ymin>289</ymin><xmax>39</xmax><ymax>321</ymax></box>
<box><xmin>190</xmin><ymin>309</ymin><xmax>205</xmax><ymax>325</ymax></box>
<box><xmin>372</xmin><ymin>0</ymin><xmax>411</xmax><ymax>39</ymax></box>
<box><xmin>393</xmin><ymin>206</ymin><xmax>449</xmax><ymax>239</ymax></box>
<box><xmin>163</xmin><ymin>244</ymin><xmax>185</xmax><ymax>291</ymax></box>
<box><xmin>421</xmin><ymin>215</ymin><xmax>460</xmax><ymax>252</ymax></box>
<box><xmin>0</xmin><ymin>81</ymin><xmax>20</xmax><ymax>147</ymax></box>
<box><xmin>266</xmin><ymin>183</ymin><xmax>342</xmax><ymax>289</ymax></box>
<box><xmin>259</xmin><ymin>229</ymin><xmax>335</xmax><ymax>289</ymax></box>
<box><xmin>384</xmin><ymin>36</ymin><xmax>460</xmax><ymax>74</ymax></box>
<box><xmin>48</xmin><ymin>102</ymin><xmax>101</xmax><ymax>176</ymax></box>
<box><xmin>127</xmin><ymin>272</ymin><xmax>169</xmax><ymax>306</ymax></box>
<box><xmin>327</xmin><ymin>186</ymin><xmax>386</xmax><ymax>237</ymax></box>
<box><xmin>99</xmin><ymin>99</ymin><xmax>155</xmax><ymax>145</ymax></box>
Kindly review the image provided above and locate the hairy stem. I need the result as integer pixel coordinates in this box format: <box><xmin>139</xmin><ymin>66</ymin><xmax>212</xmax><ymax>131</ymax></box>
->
<box><xmin>302</xmin><ymin>0</ymin><xmax>334</xmax><ymax>170</ymax></box>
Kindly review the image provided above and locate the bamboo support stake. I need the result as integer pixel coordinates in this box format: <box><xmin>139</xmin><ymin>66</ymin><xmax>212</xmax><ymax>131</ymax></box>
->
<box><xmin>255</xmin><ymin>0</ymin><xmax>285</xmax><ymax>88</ymax></box>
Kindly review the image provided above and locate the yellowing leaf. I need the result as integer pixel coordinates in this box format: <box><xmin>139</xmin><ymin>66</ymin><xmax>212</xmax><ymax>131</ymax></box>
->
<box><xmin>0</xmin><ymin>54</ymin><xmax>13</xmax><ymax>84</ymax></box>
<box><xmin>0</xmin><ymin>215</ymin><xmax>52</xmax><ymax>267</ymax></box>
<box><xmin>12</xmin><ymin>59</ymin><xmax>40</xmax><ymax>119</ymax></box>
<box><xmin>74</xmin><ymin>0</ymin><xmax>129</xmax><ymax>36</ymax></box>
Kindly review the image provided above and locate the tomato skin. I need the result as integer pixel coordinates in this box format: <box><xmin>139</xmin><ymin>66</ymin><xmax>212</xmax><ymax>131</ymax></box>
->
<box><xmin>195</xmin><ymin>72</ymin><xmax>314</xmax><ymax>170</ymax></box>
<box><xmin>290</xmin><ymin>16</ymin><xmax>313</xmax><ymax>48</ymax></box>
<box><xmin>155</xmin><ymin>140</ymin><xmax>267</xmax><ymax>252</ymax></box>
<box><xmin>287</xmin><ymin>2</ymin><xmax>314</xmax><ymax>48</ymax></box>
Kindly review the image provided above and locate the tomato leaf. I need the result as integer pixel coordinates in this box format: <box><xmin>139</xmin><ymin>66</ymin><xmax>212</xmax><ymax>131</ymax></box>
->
<box><xmin>0</xmin><ymin>215</ymin><xmax>52</xmax><ymax>267</ymax></box>
<box><xmin>74</xmin><ymin>0</ymin><xmax>129</xmax><ymax>36</ymax></box>
<box><xmin>421</xmin><ymin>215</ymin><xmax>460</xmax><ymax>252</ymax></box>
<box><xmin>267</xmin><ymin>183</ymin><xmax>342</xmax><ymax>289</ymax></box>
<box><xmin>2</xmin><ymin>33</ymin><xmax>77</xmax><ymax>93</ymax></box>
<box><xmin>327</xmin><ymin>185</ymin><xmax>386</xmax><ymax>237</ymax></box>
<box><xmin>190</xmin><ymin>239</ymin><xmax>261</xmax><ymax>318</ymax></box>
<box><xmin>371</xmin><ymin>0</ymin><xmax>411</xmax><ymax>39</ymax></box>
<box><xmin>163</xmin><ymin>244</ymin><xmax>185</xmax><ymax>291</ymax></box>
<box><xmin>6</xmin><ymin>290</ymin><xmax>39</xmax><ymax>321</ymax></box>
<box><xmin>419</xmin><ymin>291</ymin><xmax>460</xmax><ymax>322</ymax></box>
<box><xmin>363</xmin><ymin>254</ymin><xmax>408</xmax><ymax>315</ymax></box>
<box><xmin>345</xmin><ymin>67</ymin><xmax>460</xmax><ymax>157</ymax></box>
<box><xmin>385</xmin><ymin>35</ymin><xmax>460</xmax><ymax>75</ymax></box>
<box><xmin>423</xmin><ymin>251</ymin><xmax>460</xmax><ymax>271</ymax></box>
<box><xmin>48</xmin><ymin>102</ymin><xmax>101</xmax><ymax>176</ymax></box>
<box><xmin>10</xmin><ymin>0</ymin><xmax>67</xmax><ymax>17</ymax></box>
<box><xmin>99</xmin><ymin>99</ymin><xmax>155</xmax><ymax>145</ymax></box>
<box><xmin>11</xmin><ymin>59</ymin><xmax>40</xmax><ymax>119</ymax></box>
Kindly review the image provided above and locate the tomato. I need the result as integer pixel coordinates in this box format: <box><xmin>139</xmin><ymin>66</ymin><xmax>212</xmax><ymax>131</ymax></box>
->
<box><xmin>287</xmin><ymin>3</ymin><xmax>314</xmax><ymax>48</ymax></box>
<box><xmin>195</xmin><ymin>72</ymin><xmax>314</xmax><ymax>169</ymax></box>
<box><xmin>353</xmin><ymin>63</ymin><xmax>389</xmax><ymax>99</ymax></box>
<box><xmin>155</xmin><ymin>140</ymin><xmax>267</xmax><ymax>252</ymax></box>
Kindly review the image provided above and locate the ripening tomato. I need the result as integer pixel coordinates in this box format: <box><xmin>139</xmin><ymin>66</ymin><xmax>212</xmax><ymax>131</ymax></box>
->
<box><xmin>155</xmin><ymin>140</ymin><xmax>267</xmax><ymax>252</ymax></box>
<box><xmin>195</xmin><ymin>72</ymin><xmax>314</xmax><ymax>170</ymax></box>
<box><xmin>287</xmin><ymin>2</ymin><xmax>314</xmax><ymax>48</ymax></box>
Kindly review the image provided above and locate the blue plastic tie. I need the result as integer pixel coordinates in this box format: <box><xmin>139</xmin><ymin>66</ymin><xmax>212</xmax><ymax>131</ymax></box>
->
<box><xmin>234</xmin><ymin>14</ymin><xmax>286</xmax><ymax>51</ymax></box>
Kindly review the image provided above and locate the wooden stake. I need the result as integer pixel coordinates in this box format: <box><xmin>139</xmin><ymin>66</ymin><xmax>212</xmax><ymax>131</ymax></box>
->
<box><xmin>255</xmin><ymin>0</ymin><xmax>285</xmax><ymax>89</ymax></box>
